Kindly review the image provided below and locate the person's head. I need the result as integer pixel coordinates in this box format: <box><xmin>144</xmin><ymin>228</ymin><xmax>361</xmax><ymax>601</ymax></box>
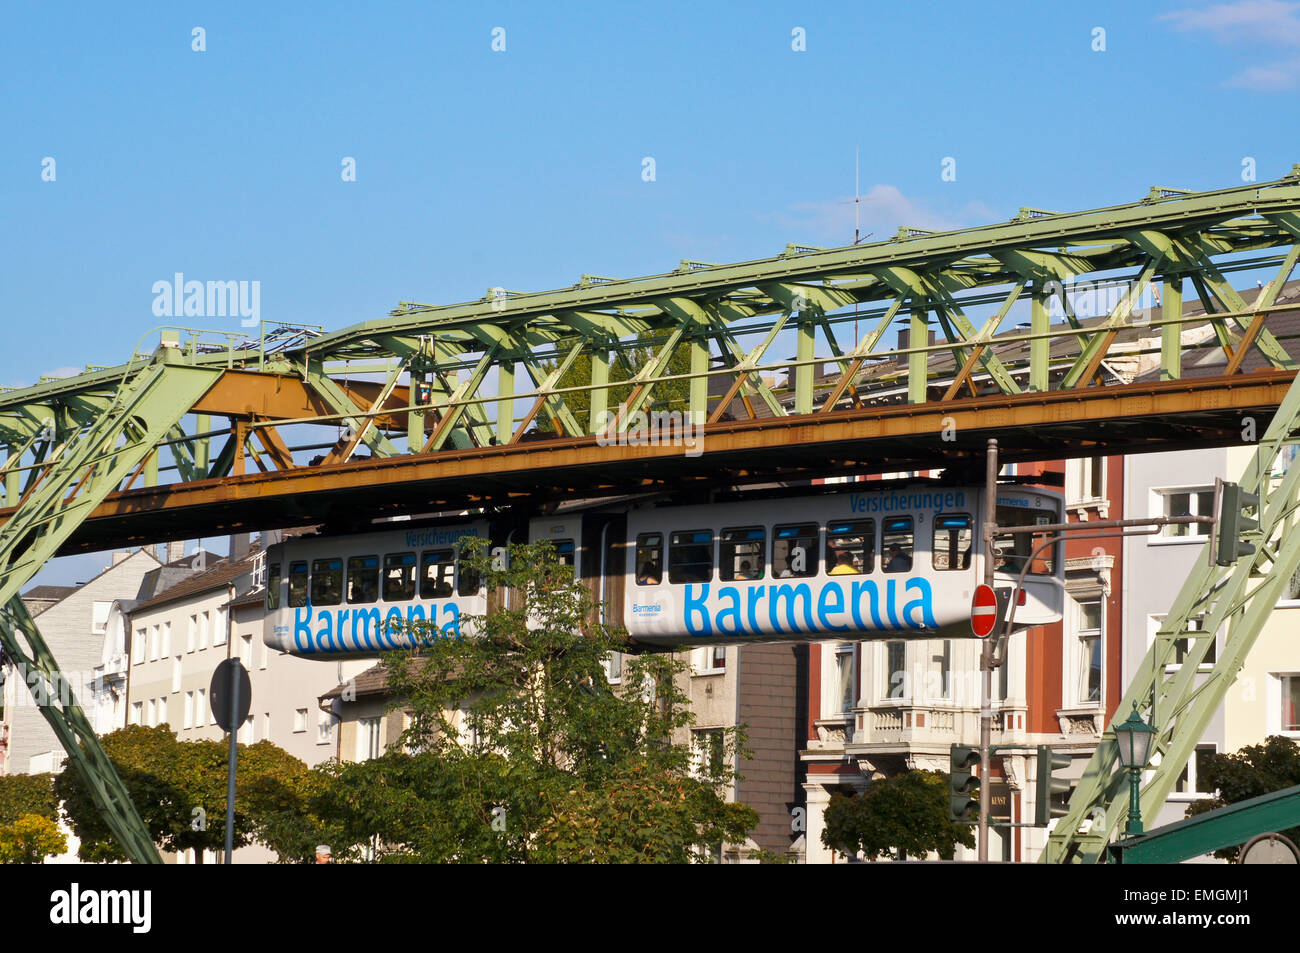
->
<box><xmin>836</xmin><ymin>550</ymin><xmax>853</xmax><ymax>566</ymax></box>
<box><xmin>740</xmin><ymin>560</ymin><xmax>752</xmax><ymax>573</ymax></box>
<box><xmin>315</xmin><ymin>845</ymin><xmax>331</xmax><ymax>864</ymax></box>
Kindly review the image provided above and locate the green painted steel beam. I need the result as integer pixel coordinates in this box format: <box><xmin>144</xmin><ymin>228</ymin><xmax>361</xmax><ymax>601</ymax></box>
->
<box><xmin>1109</xmin><ymin>784</ymin><xmax>1300</xmax><ymax>864</ymax></box>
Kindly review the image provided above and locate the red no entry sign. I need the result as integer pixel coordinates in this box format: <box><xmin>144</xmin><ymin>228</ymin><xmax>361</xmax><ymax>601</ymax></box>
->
<box><xmin>971</xmin><ymin>584</ymin><xmax>998</xmax><ymax>638</ymax></box>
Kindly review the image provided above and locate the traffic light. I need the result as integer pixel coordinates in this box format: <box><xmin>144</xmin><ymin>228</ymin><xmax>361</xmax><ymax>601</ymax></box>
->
<box><xmin>948</xmin><ymin>744</ymin><xmax>980</xmax><ymax>823</ymax></box>
<box><xmin>1215</xmin><ymin>481</ymin><xmax>1260</xmax><ymax>566</ymax></box>
<box><xmin>1034</xmin><ymin>745</ymin><xmax>1072</xmax><ymax>827</ymax></box>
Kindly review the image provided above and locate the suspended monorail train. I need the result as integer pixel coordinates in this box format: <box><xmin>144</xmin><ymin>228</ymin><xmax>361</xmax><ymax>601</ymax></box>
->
<box><xmin>262</xmin><ymin>482</ymin><xmax>1064</xmax><ymax>659</ymax></box>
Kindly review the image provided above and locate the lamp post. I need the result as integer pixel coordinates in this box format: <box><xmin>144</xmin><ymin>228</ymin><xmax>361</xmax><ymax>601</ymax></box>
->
<box><xmin>1113</xmin><ymin>702</ymin><xmax>1155</xmax><ymax>836</ymax></box>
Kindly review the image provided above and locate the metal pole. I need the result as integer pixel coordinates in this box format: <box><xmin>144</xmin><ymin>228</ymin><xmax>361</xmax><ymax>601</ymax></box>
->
<box><xmin>224</xmin><ymin>662</ymin><xmax>240</xmax><ymax>864</ymax></box>
<box><xmin>979</xmin><ymin>439</ymin><xmax>997</xmax><ymax>862</ymax></box>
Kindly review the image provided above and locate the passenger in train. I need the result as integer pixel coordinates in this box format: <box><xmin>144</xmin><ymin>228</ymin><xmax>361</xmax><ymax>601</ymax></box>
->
<box><xmin>884</xmin><ymin>544</ymin><xmax>911</xmax><ymax>573</ymax></box>
<box><xmin>638</xmin><ymin>562</ymin><xmax>661</xmax><ymax>585</ymax></box>
<box><xmin>829</xmin><ymin>550</ymin><xmax>856</xmax><ymax>575</ymax></box>
<box><xmin>736</xmin><ymin>560</ymin><xmax>760</xmax><ymax>580</ymax></box>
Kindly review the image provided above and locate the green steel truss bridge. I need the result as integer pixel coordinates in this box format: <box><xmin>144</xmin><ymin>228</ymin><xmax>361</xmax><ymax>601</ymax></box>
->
<box><xmin>5</xmin><ymin>170</ymin><xmax>1300</xmax><ymax>863</ymax></box>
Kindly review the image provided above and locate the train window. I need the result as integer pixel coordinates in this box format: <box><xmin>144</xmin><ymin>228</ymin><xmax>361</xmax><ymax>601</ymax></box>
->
<box><xmin>932</xmin><ymin>514</ymin><xmax>973</xmax><ymax>571</ymax></box>
<box><xmin>311</xmin><ymin>558</ymin><xmax>343</xmax><ymax>606</ymax></box>
<box><xmin>881</xmin><ymin>518</ymin><xmax>914</xmax><ymax>573</ymax></box>
<box><xmin>457</xmin><ymin>543</ymin><xmax>482</xmax><ymax>596</ymax></box>
<box><xmin>636</xmin><ymin>534</ymin><xmax>663</xmax><ymax>586</ymax></box>
<box><xmin>772</xmin><ymin>523</ymin><xmax>818</xmax><ymax>578</ymax></box>
<box><xmin>720</xmin><ymin>526</ymin><xmax>765</xmax><ymax>581</ymax></box>
<box><xmin>669</xmin><ymin>530</ymin><xmax>714</xmax><ymax>584</ymax></box>
<box><xmin>383</xmin><ymin>552</ymin><xmax>417</xmax><ymax>601</ymax></box>
<box><xmin>995</xmin><ymin>503</ymin><xmax>1057</xmax><ymax>575</ymax></box>
<box><xmin>267</xmin><ymin>563</ymin><xmax>281</xmax><ymax>611</ymax></box>
<box><xmin>826</xmin><ymin>521</ymin><xmax>874</xmax><ymax>575</ymax></box>
<box><xmin>421</xmin><ymin>549</ymin><xmax>454</xmax><ymax>599</ymax></box>
<box><xmin>346</xmin><ymin>555</ymin><xmax>379</xmax><ymax>604</ymax></box>
<box><xmin>553</xmin><ymin>539</ymin><xmax>576</xmax><ymax>578</ymax></box>
<box><xmin>288</xmin><ymin>561</ymin><xmax>308</xmax><ymax>608</ymax></box>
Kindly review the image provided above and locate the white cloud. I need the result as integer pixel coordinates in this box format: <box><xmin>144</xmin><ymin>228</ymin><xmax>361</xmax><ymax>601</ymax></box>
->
<box><xmin>1160</xmin><ymin>1</ymin><xmax>1300</xmax><ymax>89</ymax></box>
<box><xmin>772</xmin><ymin>184</ymin><xmax>997</xmax><ymax>245</ymax></box>
<box><xmin>1160</xmin><ymin>0</ymin><xmax>1300</xmax><ymax>43</ymax></box>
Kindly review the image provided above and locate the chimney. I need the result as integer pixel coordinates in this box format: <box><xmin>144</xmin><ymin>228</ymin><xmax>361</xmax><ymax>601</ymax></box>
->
<box><xmin>165</xmin><ymin>540</ymin><xmax>185</xmax><ymax>564</ymax></box>
<box><xmin>229</xmin><ymin>533</ymin><xmax>251</xmax><ymax>561</ymax></box>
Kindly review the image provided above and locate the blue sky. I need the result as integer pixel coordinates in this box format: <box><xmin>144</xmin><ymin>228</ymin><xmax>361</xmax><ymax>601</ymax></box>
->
<box><xmin>5</xmin><ymin>0</ymin><xmax>1300</xmax><ymax>583</ymax></box>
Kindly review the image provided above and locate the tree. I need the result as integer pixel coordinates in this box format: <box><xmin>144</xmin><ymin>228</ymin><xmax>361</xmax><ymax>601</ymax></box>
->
<box><xmin>315</xmin><ymin>538</ymin><xmax>757</xmax><ymax>862</ymax></box>
<box><xmin>1184</xmin><ymin>735</ymin><xmax>1300</xmax><ymax>861</ymax></box>
<box><xmin>0</xmin><ymin>772</ymin><xmax>58</xmax><ymax>825</ymax></box>
<box><xmin>54</xmin><ymin>724</ymin><xmax>315</xmax><ymax>863</ymax></box>
<box><xmin>0</xmin><ymin>814</ymin><xmax>67</xmax><ymax>864</ymax></box>
<box><xmin>822</xmin><ymin>770</ymin><xmax>976</xmax><ymax>861</ymax></box>
<box><xmin>535</xmin><ymin>331</ymin><xmax>693</xmax><ymax>435</ymax></box>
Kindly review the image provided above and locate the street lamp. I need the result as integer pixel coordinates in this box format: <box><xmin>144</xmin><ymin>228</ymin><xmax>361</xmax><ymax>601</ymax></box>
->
<box><xmin>1113</xmin><ymin>702</ymin><xmax>1155</xmax><ymax>836</ymax></box>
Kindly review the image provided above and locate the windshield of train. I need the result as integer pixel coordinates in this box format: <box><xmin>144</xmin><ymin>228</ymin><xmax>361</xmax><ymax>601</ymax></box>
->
<box><xmin>993</xmin><ymin>502</ymin><xmax>1057</xmax><ymax>575</ymax></box>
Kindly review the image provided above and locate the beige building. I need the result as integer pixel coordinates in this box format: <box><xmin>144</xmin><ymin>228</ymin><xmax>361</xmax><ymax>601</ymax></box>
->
<box><xmin>2</xmin><ymin>549</ymin><xmax>162</xmax><ymax>776</ymax></box>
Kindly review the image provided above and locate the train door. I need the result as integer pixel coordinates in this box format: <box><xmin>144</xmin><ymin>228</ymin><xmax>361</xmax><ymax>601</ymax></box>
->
<box><xmin>580</xmin><ymin>512</ymin><xmax>626</xmax><ymax>631</ymax></box>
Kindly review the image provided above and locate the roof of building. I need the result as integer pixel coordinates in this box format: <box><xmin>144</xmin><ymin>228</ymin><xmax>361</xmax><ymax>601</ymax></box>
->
<box><xmin>22</xmin><ymin>585</ymin><xmax>79</xmax><ymax>602</ymax></box>
<box><xmin>130</xmin><ymin>555</ymin><xmax>257</xmax><ymax>615</ymax></box>
<box><xmin>320</xmin><ymin>663</ymin><xmax>392</xmax><ymax>702</ymax></box>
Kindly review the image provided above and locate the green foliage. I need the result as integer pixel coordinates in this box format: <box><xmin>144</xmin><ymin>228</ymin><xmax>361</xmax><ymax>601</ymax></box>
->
<box><xmin>536</xmin><ymin>332</ymin><xmax>693</xmax><ymax>435</ymax></box>
<box><xmin>0</xmin><ymin>813</ymin><xmax>67</xmax><ymax>864</ymax></box>
<box><xmin>822</xmin><ymin>770</ymin><xmax>977</xmax><ymax>861</ymax></box>
<box><xmin>313</xmin><ymin>538</ymin><xmax>756</xmax><ymax>862</ymax></box>
<box><xmin>53</xmin><ymin>724</ymin><xmax>314</xmax><ymax>863</ymax></box>
<box><xmin>1183</xmin><ymin>735</ymin><xmax>1300</xmax><ymax>861</ymax></box>
<box><xmin>0</xmin><ymin>772</ymin><xmax>58</xmax><ymax>825</ymax></box>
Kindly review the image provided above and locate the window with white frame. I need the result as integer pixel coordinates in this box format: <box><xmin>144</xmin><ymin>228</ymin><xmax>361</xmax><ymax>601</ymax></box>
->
<box><xmin>1068</xmin><ymin>456</ymin><xmax>1105</xmax><ymax>504</ymax></box>
<box><xmin>148</xmin><ymin>625</ymin><xmax>159</xmax><ymax>661</ymax></box>
<box><xmin>130</xmin><ymin>701</ymin><xmax>142</xmax><ymax>725</ymax></box>
<box><xmin>213</xmin><ymin>607</ymin><xmax>227</xmax><ymax>646</ymax></box>
<box><xmin>1151</xmin><ymin>615</ymin><xmax>1216</xmax><ymax>669</ymax></box>
<box><xmin>239</xmin><ymin>714</ymin><xmax>254</xmax><ymax>744</ymax></box>
<box><xmin>927</xmin><ymin>640</ymin><xmax>951</xmax><ymax>699</ymax></box>
<box><xmin>92</xmin><ymin>601</ymin><xmax>111</xmax><ymax>635</ymax></box>
<box><xmin>831</xmin><ymin>643</ymin><xmax>856</xmax><ymax>714</ymax></box>
<box><xmin>183</xmin><ymin>691</ymin><xmax>194</xmax><ymax>729</ymax></box>
<box><xmin>133</xmin><ymin>629</ymin><xmax>146</xmax><ymax>664</ymax></box>
<box><xmin>882</xmin><ymin>640</ymin><xmax>905</xmax><ymax>700</ymax></box>
<box><xmin>187</xmin><ymin>615</ymin><xmax>197</xmax><ymax>653</ymax></box>
<box><xmin>692</xmin><ymin>728</ymin><xmax>726</xmax><ymax>779</ymax></box>
<box><xmin>1278</xmin><ymin>674</ymin><xmax>1300</xmax><ymax>734</ymax></box>
<box><xmin>294</xmin><ymin>708</ymin><xmax>308</xmax><ymax>732</ymax></box>
<box><xmin>195</xmin><ymin>687</ymin><xmax>207</xmax><ymax>727</ymax></box>
<box><xmin>171</xmin><ymin>657</ymin><xmax>182</xmax><ymax>693</ymax></box>
<box><xmin>240</xmin><ymin>634</ymin><xmax>253</xmax><ymax>669</ymax></box>
<box><xmin>199</xmin><ymin>611</ymin><xmax>210</xmax><ymax>650</ymax></box>
<box><xmin>357</xmin><ymin>716</ymin><xmax>381</xmax><ymax>761</ymax></box>
<box><xmin>160</xmin><ymin>621</ymin><xmax>172</xmax><ymax>657</ymax></box>
<box><xmin>604</xmin><ymin>652</ymin><xmax>623</xmax><ymax>684</ymax></box>
<box><xmin>156</xmin><ymin>697</ymin><xmax>167</xmax><ymax>726</ymax></box>
<box><xmin>318</xmin><ymin>710</ymin><xmax>333</xmax><ymax>744</ymax></box>
<box><xmin>695</xmin><ymin>645</ymin><xmax>726</xmax><ymax>673</ymax></box>
<box><xmin>1071</xmin><ymin>596</ymin><xmax>1103</xmax><ymax>706</ymax></box>
<box><xmin>1155</xmin><ymin>487</ymin><xmax>1215</xmax><ymax>538</ymax></box>
<box><xmin>1174</xmin><ymin>744</ymin><xmax>1217</xmax><ymax>796</ymax></box>
<box><xmin>146</xmin><ymin>698</ymin><xmax>156</xmax><ymax>726</ymax></box>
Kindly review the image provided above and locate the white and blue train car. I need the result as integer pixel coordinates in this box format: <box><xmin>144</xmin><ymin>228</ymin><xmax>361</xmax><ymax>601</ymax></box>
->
<box><xmin>262</xmin><ymin>483</ymin><xmax>1064</xmax><ymax>659</ymax></box>
<box><xmin>620</xmin><ymin>483</ymin><xmax>1063</xmax><ymax>647</ymax></box>
<box><xmin>263</xmin><ymin>519</ymin><xmax>490</xmax><ymax>657</ymax></box>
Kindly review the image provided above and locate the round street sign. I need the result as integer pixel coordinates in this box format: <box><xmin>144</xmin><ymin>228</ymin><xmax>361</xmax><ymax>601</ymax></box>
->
<box><xmin>210</xmin><ymin>659</ymin><xmax>252</xmax><ymax>733</ymax></box>
<box><xmin>971</xmin><ymin>584</ymin><xmax>998</xmax><ymax>638</ymax></box>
